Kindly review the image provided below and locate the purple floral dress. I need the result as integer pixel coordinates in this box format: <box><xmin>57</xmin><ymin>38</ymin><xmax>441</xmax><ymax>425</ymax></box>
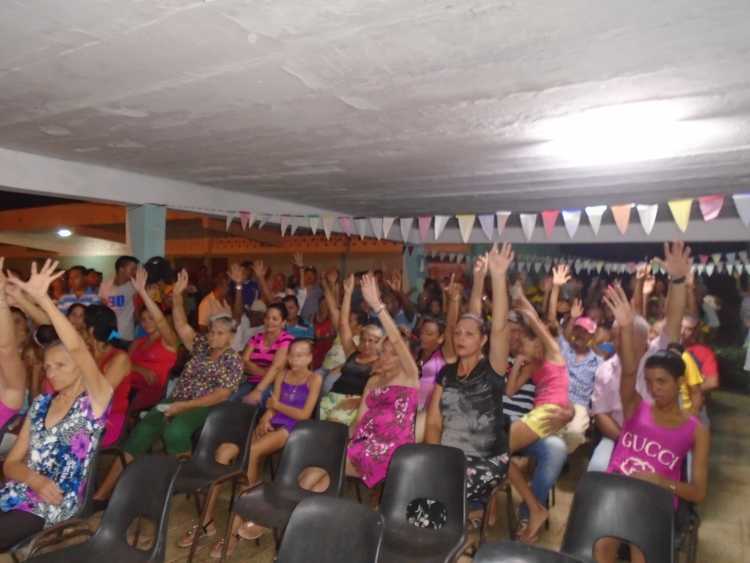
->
<box><xmin>347</xmin><ymin>385</ymin><xmax>418</xmax><ymax>488</ymax></box>
<box><xmin>0</xmin><ymin>394</ymin><xmax>106</xmax><ymax>526</ymax></box>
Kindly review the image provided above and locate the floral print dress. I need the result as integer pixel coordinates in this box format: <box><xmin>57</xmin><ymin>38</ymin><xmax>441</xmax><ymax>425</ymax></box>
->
<box><xmin>0</xmin><ymin>394</ymin><xmax>106</xmax><ymax>526</ymax></box>
<box><xmin>347</xmin><ymin>385</ymin><xmax>418</xmax><ymax>488</ymax></box>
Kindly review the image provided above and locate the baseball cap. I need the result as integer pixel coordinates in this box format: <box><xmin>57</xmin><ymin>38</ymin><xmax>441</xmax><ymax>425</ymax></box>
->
<box><xmin>573</xmin><ymin>316</ymin><xmax>597</xmax><ymax>335</ymax></box>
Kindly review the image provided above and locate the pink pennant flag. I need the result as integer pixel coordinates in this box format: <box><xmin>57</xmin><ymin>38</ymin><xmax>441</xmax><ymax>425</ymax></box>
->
<box><xmin>418</xmin><ymin>216</ymin><xmax>432</xmax><ymax>242</ymax></box>
<box><xmin>698</xmin><ymin>194</ymin><xmax>724</xmax><ymax>222</ymax></box>
<box><xmin>239</xmin><ymin>211</ymin><xmax>252</xmax><ymax>230</ymax></box>
<box><xmin>611</xmin><ymin>203</ymin><xmax>633</xmax><ymax>235</ymax></box>
<box><xmin>541</xmin><ymin>210</ymin><xmax>560</xmax><ymax>238</ymax></box>
<box><xmin>478</xmin><ymin>214</ymin><xmax>494</xmax><ymax>241</ymax></box>
<box><xmin>339</xmin><ymin>217</ymin><xmax>353</xmax><ymax>237</ymax></box>
<box><xmin>496</xmin><ymin>211</ymin><xmax>511</xmax><ymax>237</ymax></box>
<box><xmin>698</xmin><ymin>254</ymin><xmax>709</xmax><ymax>265</ymax></box>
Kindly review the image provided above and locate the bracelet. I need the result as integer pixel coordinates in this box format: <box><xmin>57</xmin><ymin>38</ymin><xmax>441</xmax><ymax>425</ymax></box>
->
<box><xmin>667</xmin><ymin>481</ymin><xmax>677</xmax><ymax>493</ymax></box>
<box><xmin>373</xmin><ymin>304</ymin><xmax>386</xmax><ymax>315</ymax></box>
<box><xmin>235</xmin><ymin>284</ymin><xmax>243</xmax><ymax>291</ymax></box>
<box><xmin>670</xmin><ymin>276</ymin><xmax>686</xmax><ymax>285</ymax></box>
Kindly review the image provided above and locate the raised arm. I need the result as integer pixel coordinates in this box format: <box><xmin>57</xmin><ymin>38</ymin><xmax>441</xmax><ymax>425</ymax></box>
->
<box><xmin>171</xmin><ymin>269</ymin><xmax>196</xmax><ymax>353</ymax></box>
<box><xmin>468</xmin><ymin>254</ymin><xmax>488</xmax><ymax>317</ymax></box>
<box><xmin>663</xmin><ymin>241</ymin><xmax>691</xmax><ymax>343</ymax></box>
<box><xmin>603</xmin><ymin>284</ymin><xmax>640</xmax><ymax>419</ymax></box>
<box><xmin>0</xmin><ymin>260</ymin><xmax>27</xmax><ymax>403</ymax></box>
<box><xmin>339</xmin><ymin>274</ymin><xmax>357</xmax><ymax>357</ymax></box>
<box><xmin>132</xmin><ymin>266</ymin><xmax>179</xmax><ymax>351</ymax></box>
<box><xmin>441</xmin><ymin>274</ymin><xmax>462</xmax><ymax>362</ymax></box>
<box><xmin>563</xmin><ymin>298</ymin><xmax>584</xmax><ymax>343</ymax></box>
<box><xmin>228</xmin><ymin>263</ymin><xmax>246</xmax><ymax>323</ymax></box>
<box><xmin>515</xmin><ymin>289</ymin><xmax>563</xmax><ymax>364</ymax></box>
<box><xmin>685</xmin><ymin>269</ymin><xmax>699</xmax><ymax>319</ymax></box>
<box><xmin>252</xmin><ymin>260</ymin><xmax>274</xmax><ymax>305</ymax></box>
<box><xmin>631</xmin><ymin>263</ymin><xmax>647</xmax><ymax>316</ymax></box>
<box><xmin>5</xmin><ymin>283</ymin><xmax>50</xmax><ymax>327</ymax></box>
<box><xmin>361</xmin><ymin>273</ymin><xmax>419</xmax><ymax>382</ymax></box>
<box><xmin>385</xmin><ymin>271</ymin><xmax>416</xmax><ymax>322</ymax></box>
<box><xmin>548</xmin><ymin>264</ymin><xmax>571</xmax><ymax>327</ymax></box>
<box><xmin>505</xmin><ymin>356</ymin><xmax>533</xmax><ymax>397</ymax></box>
<box><xmin>322</xmin><ymin>269</ymin><xmax>342</xmax><ymax>330</ymax></box>
<box><xmin>487</xmin><ymin>243</ymin><xmax>513</xmax><ymax>375</ymax></box>
<box><xmin>9</xmin><ymin>260</ymin><xmax>112</xmax><ymax>417</ymax></box>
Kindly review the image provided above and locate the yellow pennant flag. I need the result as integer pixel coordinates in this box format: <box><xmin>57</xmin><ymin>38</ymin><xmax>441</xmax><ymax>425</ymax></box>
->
<box><xmin>668</xmin><ymin>198</ymin><xmax>693</xmax><ymax>233</ymax></box>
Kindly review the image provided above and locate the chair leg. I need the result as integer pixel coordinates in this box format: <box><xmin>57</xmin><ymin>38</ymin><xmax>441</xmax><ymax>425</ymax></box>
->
<box><xmin>187</xmin><ymin>487</ymin><xmax>212</xmax><ymax>563</ymax></box>
<box><xmin>219</xmin><ymin>510</ymin><xmax>235</xmax><ymax>563</ymax></box>
<box><xmin>354</xmin><ymin>479</ymin><xmax>363</xmax><ymax>503</ymax></box>
<box><xmin>504</xmin><ymin>483</ymin><xmax>515</xmax><ymax>539</ymax></box>
<box><xmin>228</xmin><ymin>478</ymin><xmax>238</xmax><ymax>514</ymax></box>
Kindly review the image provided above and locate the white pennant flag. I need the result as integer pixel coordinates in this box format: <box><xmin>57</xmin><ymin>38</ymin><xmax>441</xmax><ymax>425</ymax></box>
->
<box><xmin>696</xmin><ymin>264</ymin><xmax>706</xmax><ymax>275</ymax></box>
<box><xmin>456</xmin><ymin>214</ymin><xmax>476</xmax><ymax>243</ymax></box>
<box><xmin>533</xmin><ymin>262</ymin><xmax>543</xmax><ymax>273</ymax></box>
<box><xmin>717</xmin><ymin>262</ymin><xmax>725</xmax><ymax>273</ymax></box>
<box><xmin>225</xmin><ymin>212</ymin><xmax>237</xmax><ymax>231</ymax></box>
<box><xmin>733</xmin><ymin>194</ymin><xmax>750</xmax><ymax>227</ymax></box>
<box><xmin>706</xmin><ymin>263</ymin><xmax>715</xmax><ymax>276</ymax></box>
<box><xmin>448</xmin><ymin>253</ymin><xmax>457</xmax><ymax>263</ymax></box>
<box><xmin>382</xmin><ymin>217</ymin><xmax>396</xmax><ymax>239</ymax></box>
<box><xmin>257</xmin><ymin>214</ymin><xmax>268</xmax><ymax>229</ymax></box>
<box><xmin>354</xmin><ymin>218</ymin><xmax>368</xmax><ymax>240</ymax></box>
<box><xmin>496</xmin><ymin>211</ymin><xmax>511</xmax><ymax>237</ymax></box>
<box><xmin>562</xmin><ymin>209</ymin><xmax>581</xmax><ymax>239</ymax></box>
<box><xmin>280</xmin><ymin>216</ymin><xmax>291</xmax><ymax>236</ymax></box>
<box><xmin>636</xmin><ymin>204</ymin><xmax>659</xmax><ymax>235</ymax></box>
<box><xmin>520</xmin><ymin>213</ymin><xmax>537</xmax><ymax>241</ymax></box>
<box><xmin>434</xmin><ymin>215</ymin><xmax>450</xmax><ymax>240</ymax></box>
<box><xmin>478</xmin><ymin>214</ymin><xmax>494</xmax><ymax>241</ymax></box>
<box><xmin>727</xmin><ymin>263</ymin><xmax>735</xmax><ymax>275</ymax></box>
<box><xmin>739</xmin><ymin>251</ymin><xmax>748</xmax><ymax>263</ymax></box>
<box><xmin>321</xmin><ymin>215</ymin><xmax>335</xmax><ymax>240</ymax></box>
<box><xmin>745</xmin><ymin>263</ymin><xmax>750</xmax><ymax>275</ymax></box>
<box><xmin>369</xmin><ymin>217</ymin><xmax>384</xmax><ymax>240</ymax></box>
<box><xmin>400</xmin><ymin>217</ymin><xmax>413</xmax><ymax>242</ymax></box>
<box><xmin>585</xmin><ymin>205</ymin><xmax>607</xmax><ymax>235</ymax></box>
<box><xmin>290</xmin><ymin>217</ymin><xmax>301</xmax><ymax>236</ymax></box>
<box><xmin>309</xmin><ymin>216</ymin><xmax>320</xmax><ymax>235</ymax></box>
<box><xmin>726</xmin><ymin>252</ymin><xmax>737</xmax><ymax>263</ymax></box>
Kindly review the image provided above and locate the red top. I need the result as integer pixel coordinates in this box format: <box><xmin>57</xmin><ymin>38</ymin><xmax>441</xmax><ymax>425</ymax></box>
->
<box><xmin>313</xmin><ymin>318</ymin><xmax>335</xmax><ymax>370</ymax></box>
<box><xmin>130</xmin><ymin>336</ymin><xmax>177</xmax><ymax>389</ymax></box>
<box><xmin>100</xmin><ymin>348</ymin><xmax>130</xmax><ymax>446</ymax></box>
<box><xmin>687</xmin><ymin>344</ymin><xmax>718</xmax><ymax>380</ymax></box>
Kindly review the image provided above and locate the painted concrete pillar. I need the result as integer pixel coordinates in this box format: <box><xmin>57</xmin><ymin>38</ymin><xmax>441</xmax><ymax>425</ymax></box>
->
<box><xmin>126</xmin><ymin>204</ymin><xmax>166</xmax><ymax>261</ymax></box>
<box><xmin>403</xmin><ymin>245</ymin><xmax>426</xmax><ymax>293</ymax></box>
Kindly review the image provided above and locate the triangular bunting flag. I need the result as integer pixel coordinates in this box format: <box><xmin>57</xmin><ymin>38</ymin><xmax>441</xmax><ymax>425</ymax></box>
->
<box><xmin>636</xmin><ymin>204</ymin><xmax>658</xmax><ymax>235</ymax></box>
<box><xmin>698</xmin><ymin>255</ymin><xmax>709</xmax><ymax>265</ymax></box>
<box><xmin>745</xmin><ymin>263</ymin><xmax>750</xmax><ymax>275</ymax></box>
<box><xmin>727</xmin><ymin>263</ymin><xmax>735</xmax><ymax>275</ymax></box>
<box><xmin>290</xmin><ymin>217</ymin><xmax>300</xmax><ymax>236</ymax></box>
<box><xmin>382</xmin><ymin>217</ymin><xmax>396</xmax><ymax>239</ymax></box>
<box><xmin>434</xmin><ymin>215</ymin><xmax>450</xmax><ymax>241</ymax></box>
<box><xmin>225</xmin><ymin>212</ymin><xmax>237</xmax><ymax>231</ymax></box>
<box><xmin>478</xmin><ymin>214</ymin><xmax>494</xmax><ymax>241</ymax></box>
<box><xmin>369</xmin><ymin>217</ymin><xmax>384</xmax><ymax>240</ymax></box>
<box><xmin>706</xmin><ymin>263</ymin><xmax>715</xmax><ymax>276</ymax></box>
<box><xmin>339</xmin><ymin>217</ymin><xmax>353</xmax><ymax>237</ymax></box>
<box><xmin>696</xmin><ymin>264</ymin><xmax>706</xmax><ymax>275</ymax></box>
<box><xmin>585</xmin><ymin>205</ymin><xmax>607</xmax><ymax>236</ymax></box>
<box><xmin>541</xmin><ymin>210</ymin><xmax>560</xmax><ymax>239</ymax></box>
<box><xmin>668</xmin><ymin>198</ymin><xmax>693</xmax><ymax>232</ymax></box>
<box><xmin>257</xmin><ymin>214</ymin><xmax>268</xmax><ymax>229</ymax></box>
<box><xmin>611</xmin><ymin>203</ymin><xmax>633</xmax><ymax>235</ymax></box>
<box><xmin>321</xmin><ymin>215</ymin><xmax>335</xmax><ymax>240</ymax></box>
<box><xmin>733</xmin><ymin>194</ymin><xmax>750</xmax><ymax>227</ymax></box>
<box><xmin>698</xmin><ymin>194</ymin><xmax>724</xmax><ymax>222</ymax></box>
<box><xmin>562</xmin><ymin>209</ymin><xmax>581</xmax><ymax>239</ymax></box>
<box><xmin>496</xmin><ymin>211</ymin><xmax>511</xmax><ymax>238</ymax></box>
<box><xmin>239</xmin><ymin>211</ymin><xmax>251</xmax><ymax>230</ymax></box>
<box><xmin>354</xmin><ymin>218</ymin><xmax>368</xmax><ymax>240</ymax></box>
<box><xmin>418</xmin><ymin>216</ymin><xmax>432</xmax><ymax>242</ymax></box>
<box><xmin>711</xmin><ymin>253</ymin><xmax>722</xmax><ymax>265</ymax></box>
<box><xmin>309</xmin><ymin>216</ymin><xmax>320</xmax><ymax>235</ymax></box>
<box><xmin>727</xmin><ymin>252</ymin><xmax>737</xmax><ymax>263</ymax></box>
<box><xmin>520</xmin><ymin>213</ymin><xmax>537</xmax><ymax>241</ymax></box>
<box><xmin>280</xmin><ymin>216</ymin><xmax>290</xmax><ymax>236</ymax></box>
<box><xmin>400</xmin><ymin>218</ymin><xmax>414</xmax><ymax>243</ymax></box>
<box><xmin>740</xmin><ymin>251</ymin><xmax>748</xmax><ymax>263</ymax></box>
<box><xmin>456</xmin><ymin>214</ymin><xmax>476</xmax><ymax>243</ymax></box>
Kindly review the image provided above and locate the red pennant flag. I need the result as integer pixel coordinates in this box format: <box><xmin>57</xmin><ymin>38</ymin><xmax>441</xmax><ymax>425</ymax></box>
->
<box><xmin>699</xmin><ymin>254</ymin><xmax>709</xmax><ymax>265</ymax></box>
<box><xmin>698</xmin><ymin>194</ymin><xmax>724</xmax><ymax>222</ymax></box>
<box><xmin>541</xmin><ymin>210</ymin><xmax>560</xmax><ymax>238</ymax></box>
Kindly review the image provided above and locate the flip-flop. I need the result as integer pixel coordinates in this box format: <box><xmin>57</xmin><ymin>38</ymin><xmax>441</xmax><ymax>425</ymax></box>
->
<box><xmin>209</xmin><ymin>536</ymin><xmax>239</xmax><ymax>560</ymax></box>
<box><xmin>177</xmin><ymin>521</ymin><xmax>216</xmax><ymax>548</ymax></box>
<box><xmin>237</xmin><ymin>521</ymin><xmax>268</xmax><ymax>541</ymax></box>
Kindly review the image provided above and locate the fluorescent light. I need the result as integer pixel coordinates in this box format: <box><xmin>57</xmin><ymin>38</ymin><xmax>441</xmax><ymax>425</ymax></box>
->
<box><xmin>534</xmin><ymin>101</ymin><xmax>724</xmax><ymax>167</ymax></box>
<box><xmin>56</xmin><ymin>228</ymin><xmax>73</xmax><ymax>238</ymax></box>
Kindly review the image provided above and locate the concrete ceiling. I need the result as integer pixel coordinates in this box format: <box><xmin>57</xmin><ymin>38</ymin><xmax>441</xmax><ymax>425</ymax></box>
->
<box><xmin>2</xmin><ymin>0</ymin><xmax>750</xmax><ymax>217</ymax></box>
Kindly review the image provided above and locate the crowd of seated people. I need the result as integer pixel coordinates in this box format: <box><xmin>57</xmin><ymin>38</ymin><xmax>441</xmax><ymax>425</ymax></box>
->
<box><xmin>0</xmin><ymin>239</ymin><xmax>728</xmax><ymax>561</ymax></box>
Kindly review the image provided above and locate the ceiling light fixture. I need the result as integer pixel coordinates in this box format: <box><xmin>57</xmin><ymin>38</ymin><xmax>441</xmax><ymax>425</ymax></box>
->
<box><xmin>56</xmin><ymin>228</ymin><xmax>73</xmax><ymax>238</ymax></box>
<box><xmin>535</xmin><ymin>101</ymin><xmax>723</xmax><ymax>167</ymax></box>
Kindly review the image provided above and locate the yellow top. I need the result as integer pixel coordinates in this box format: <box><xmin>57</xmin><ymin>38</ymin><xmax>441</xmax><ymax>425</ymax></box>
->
<box><xmin>679</xmin><ymin>351</ymin><xmax>704</xmax><ymax>412</ymax></box>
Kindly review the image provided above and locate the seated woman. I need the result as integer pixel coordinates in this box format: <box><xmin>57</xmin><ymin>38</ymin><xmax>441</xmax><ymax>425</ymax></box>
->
<box><xmin>65</xmin><ymin>303</ymin><xmax>88</xmax><ymax>339</ymax></box>
<box><xmin>318</xmin><ymin>274</ymin><xmax>382</xmax><ymax>425</ymax></box>
<box><xmin>596</xmin><ymin>254</ymin><xmax>708</xmax><ymax>563</ymax></box>
<box><xmin>92</xmin><ymin>269</ymin><xmax>244</xmax><ymax>504</ymax></box>
<box><xmin>199</xmin><ymin>339</ymin><xmax>322</xmax><ymax>558</ymax></box>
<box><xmin>424</xmin><ymin>244</ymin><xmax>548</xmax><ymax>545</ymax></box>
<box><xmin>125</xmin><ymin>266</ymin><xmax>178</xmax><ymax>413</ymax></box>
<box><xmin>0</xmin><ymin>260</ymin><xmax>28</xmax><ymax>435</ymax></box>
<box><xmin>0</xmin><ymin>260</ymin><xmax>113</xmax><ymax>550</ymax></box>
<box><xmin>237</xmin><ymin>302</ymin><xmax>293</xmax><ymax>404</ymax></box>
<box><xmin>84</xmin><ymin>305</ymin><xmax>131</xmax><ymax>448</ymax></box>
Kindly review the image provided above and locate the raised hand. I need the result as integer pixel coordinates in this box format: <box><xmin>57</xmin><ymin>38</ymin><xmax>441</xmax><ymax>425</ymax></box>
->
<box><xmin>513</xmin><ymin>290</ymin><xmax>537</xmax><ymax>319</ymax></box>
<box><xmin>473</xmin><ymin>253</ymin><xmax>489</xmax><ymax>279</ymax></box>
<box><xmin>342</xmin><ymin>273</ymin><xmax>355</xmax><ymax>294</ymax></box>
<box><xmin>131</xmin><ymin>265</ymin><xmax>149</xmax><ymax>294</ymax></box>
<box><xmin>385</xmin><ymin>270</ymin><xmax>402</xmax><ymax>293</ymax></box>
<box><xmin>487</xmin><ymin>242</ymin><xmax>514</xmax><ymax>275</ymax></box>
<box><xmin>635</xmin><ymin>263</ymin><xmax>649</xmax><ymax>280</ymax></box>
<box><xmin>643</xmin><ymin>275</ymin><xmax>656</xmax><ymax>296</ymax></box>
<box><xmin>7</xmin><ymin>259</ymin><xmax>64</xmax><ymax>301</ymax></box>
<box><xmin>252</xmin><ymin>260</ymin><xmax>268</xmax><ymax>280</ymax></box>
<box><xmin>663</xmin><ymin>240</ymin><xmax>692</xmax><ymax>279</ymax></box>
<box><xmin>324</xmin><ymin>268</ymin><xmax>339</xmax><ymax>287</ymax></box>
<box><xmin>173</xmin><ymin>269</ymin><xmax>190</xmax><ymax>296</ymax></box>
<box><xmin>228</xmin><ymin>263</ymin><xmax>245</xmax><ymax>285</ymax></box>
<box><xmin>292</xmin><ymin>253</ymin><xmax>304</xmax><ymax>269</ymax></box>
<box><xmin>570</xmin><ymin>298</ymin><xmax>584</xmax><ymax>319</ymax></box>
<box><xmin>552</xmin><ymin>264</ymin><xmax>571</xmax><ymax>287</ymax></box>
<box><xmin>442</xmin><ymin>273</ymin><xmax>463</xmax><ymax>302</ymax></box>
<box><xmin>603</xmin><ymin>284</ymin><xmax>634</xmax><ymax>327</ymax></box>
<box><xmin>360</xmin><ymin>273</ymin><xmax>383</xmax><ymax>310</ymax></box>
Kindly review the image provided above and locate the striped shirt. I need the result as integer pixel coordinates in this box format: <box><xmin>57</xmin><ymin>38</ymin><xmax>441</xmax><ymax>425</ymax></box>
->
<box><xmin>57</xmin><ymin>291</ymin><xmax>101</xmax><ymax>313</ymax></box>
<box><xmin>503</xmin><ymin>382</ymin><xmax>536</xmax><ymax>422</ymax></box>
<box><xmin>246</xmin><ymin>330</ymin><xmax>294</xmax><ymax>384</ymax></box>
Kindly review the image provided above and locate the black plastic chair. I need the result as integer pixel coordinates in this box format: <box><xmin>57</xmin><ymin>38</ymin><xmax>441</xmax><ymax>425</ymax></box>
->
<box><xmin>475</xmin><ymin>541</ymin><xmax>585</xmax><ymax>562</ymax></box>
<box><xmin>172</xmin><ymin>402</ymin><xmax>258</xmax><ymax>562</ymax></box>
<box><xmin>277</xmin><ymin>496</ymin><xmax>384</xmax><ymax>563</ymax></box>
<box><xmin>561</xmin><ymin>471</ymin><xmax>675</xmax><ymax>563</ymax></box>
<box><xmin>221</xmin><ymin>419</ymin><xmax>349</xmax><ymax>561</ymax></box>
<box><xmin>27</xmin><ymin>455</ymin><xmax>180</xmax><ymax>563</ymax></box>
<box><xmin>377</xmin><ymin>443</ymin><xmax>467</xmax><ymax>563</ymax></box>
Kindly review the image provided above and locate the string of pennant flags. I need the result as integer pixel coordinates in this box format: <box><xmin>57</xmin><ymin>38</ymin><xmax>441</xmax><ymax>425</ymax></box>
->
<box><xmin>216</xmin><ymin>192</ymin><xmax>750</xmax><ymax>243</ymax></box>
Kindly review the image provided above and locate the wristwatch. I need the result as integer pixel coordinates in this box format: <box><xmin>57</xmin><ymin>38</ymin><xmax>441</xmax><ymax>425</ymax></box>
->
<box><xmin>235</xmin><ymin>284</ymin><xmax>243</xmax><ymax>291</ymax></box>
<box><xmin>670</xmin><ymin>276</ymin><xmax>686</xmax><ymax>284</ymax></box>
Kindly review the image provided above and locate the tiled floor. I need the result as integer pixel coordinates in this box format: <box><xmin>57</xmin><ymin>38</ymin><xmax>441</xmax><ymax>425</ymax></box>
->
<box><xmin>3</xmin><ymin>390</ymin><xmax>747</xmax><ymax>562</ymax></box>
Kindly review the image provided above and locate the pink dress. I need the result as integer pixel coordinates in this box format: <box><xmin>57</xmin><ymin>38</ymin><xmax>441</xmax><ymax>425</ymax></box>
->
<box><xmin>0</xmin><ymin>399</ymin><xmax>18</xmax><ymax>431</ymax></box>
<box><xmin>347</xmin><ymin>385</ymin><xmax>419</xmax><ymax>488</ymax></box>
<box><xmin>417</xmin><ymin>349</ymin><xmax>445</xmax><ymax>410</ymax></box>
<box><xmin>531</xmin><ymin>360</ymin><xmax>569</xmax><ymax>407</ymax></box>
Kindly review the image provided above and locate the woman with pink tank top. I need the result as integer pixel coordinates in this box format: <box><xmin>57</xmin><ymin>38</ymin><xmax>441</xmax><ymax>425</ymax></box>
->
<box><xmin>600</xmin><ymin>260</ymin><xmax>709</xmax><ymax>563</ymax></box>
<box><xmin>0</xmin><ymin>261</ymin><xmax>26</xmax><ymax>433</ymax></box>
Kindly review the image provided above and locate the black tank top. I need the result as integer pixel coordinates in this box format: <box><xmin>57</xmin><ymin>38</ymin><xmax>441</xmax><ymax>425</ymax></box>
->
<box><xmin>331</xmin><ymin>353</ymin><xmax>373</xmax><ymax>396</ymax></box>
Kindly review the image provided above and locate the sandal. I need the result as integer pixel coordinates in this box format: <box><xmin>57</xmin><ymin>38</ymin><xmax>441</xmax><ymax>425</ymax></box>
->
<box><xmin>209</xmin><ymin>536</ymin><xmax>239</xmax><ymax>560</ymax></box>
<box><xmin>237</xmin><ymin>521</ymin><xmax>268</xmax><ymax>541</ymax></box>
<box><xmin>177</xmin><ymin>521</ymin><xmax>216</xmax><ymax>549</ymax></box>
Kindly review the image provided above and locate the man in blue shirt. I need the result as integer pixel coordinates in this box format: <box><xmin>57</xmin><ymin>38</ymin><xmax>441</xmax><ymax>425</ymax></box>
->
<box><xmin>57</xmin><ymin>265</ymin><xmax>101</xmax><ymax>313</ymax></box>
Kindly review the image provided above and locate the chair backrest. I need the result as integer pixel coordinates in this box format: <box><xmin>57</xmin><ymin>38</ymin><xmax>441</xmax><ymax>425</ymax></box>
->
<box><xmin>274</xmin><ymin>420</ymin><xmax>348</xmax><ymax>496</ymax></box>
<box><xmin>192</xmin><ymin>402</ymin><xmax>258</xmax><ymax>471</ymax></box>
<box><xmin>75</xmin><ymin>446</ymin><xmax>101</xmax><ymax>520</ymax></box>
<box><xmin>561</xmin><ymin>471</ymin><xmax>674</xmax><ymax>563</ymax></box>
<box><xmin>475</xmin><ymin>541</ymin><xmax>584</xmax><ymax>562</ymax></box>
<box><xmin>93</xmin><ymin>455</ymin><xmax>180</xmax><ymax>561</ymax></box>
<box><xmin>277</xmin><ymin>496</ymin><xmax>383</xmax><ymax>563</ymax></box>
<box><xmin>379</xmin><ymin>444</ymin><xmax>466</xmax><ymax>535</ymax></box>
